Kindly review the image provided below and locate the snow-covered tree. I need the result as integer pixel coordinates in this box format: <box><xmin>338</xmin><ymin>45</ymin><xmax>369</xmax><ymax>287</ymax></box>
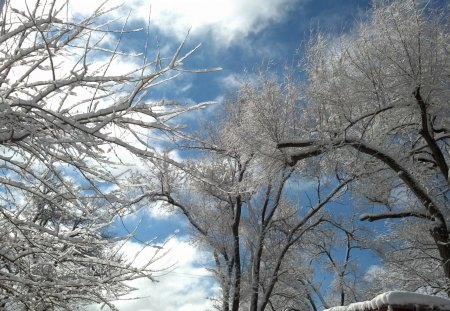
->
<box><xmin>0</xmin><ymin>0</ymin><xmax>215</xmax><ymax>309</ymax></box>
<box><xmin>278</xmin><ymin>0</ymin><xmax>450</xmax><ymax>293</ymax></box>
<box><xmin>142</xmin><ymin>79</ymin><xmax>353</xmax><ymax>311</ymax></box>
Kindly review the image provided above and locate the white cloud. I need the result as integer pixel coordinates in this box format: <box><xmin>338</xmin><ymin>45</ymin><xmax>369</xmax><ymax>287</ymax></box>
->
<box><xmin>8</xmin><ymin>0</ymin><xmax>303</xmax><ymax>47</ymax></box>
<box><xmin>87</xmin><ymin>237</ymin><xmax>217</xmax><ymax>311</ymax></box>
<box><xmin>75</xmin><ymin>0</ymin><xmax>302</xmax><ymax>47</ymax></box>
<box><xmin>219</xmin><ymin>73</ymin><xmax>246</xmax><ymax>90</ymax></box>
<box><xmin>136</xmin><ymin>0</ymin><xmax>301</xmax><ymax>46</ymax></box>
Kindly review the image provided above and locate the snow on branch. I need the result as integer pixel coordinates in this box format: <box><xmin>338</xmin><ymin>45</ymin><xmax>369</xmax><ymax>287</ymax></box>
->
<box><xmin>360</xmin><ymin>211</ymin><xmax>434</xmax><ymax>222</ymax></box>
<box><xmin>0</xmin><ymin>0</ymin><xmax>219</xmax><ymax>308</ymax></box>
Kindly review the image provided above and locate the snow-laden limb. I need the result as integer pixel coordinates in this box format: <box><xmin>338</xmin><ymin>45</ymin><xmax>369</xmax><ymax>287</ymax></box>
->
<box><xmin>0</xmin><ymin>0</ymin><xmax>218</xmax><ymax>309</ymax></box>
<box><xmin>279</xmin><ymin>137</ymin><xmax>444</xmax><ymax>227</ymax></box>
<box><xmin>324</xmin><ymin>291</ymin><xmax>450</xmax><ymax>311</ymax></box>
<box><xmin>359</xmin><ymin>211</ymin><xmax>434</xmax><ymax>222</ymax></box>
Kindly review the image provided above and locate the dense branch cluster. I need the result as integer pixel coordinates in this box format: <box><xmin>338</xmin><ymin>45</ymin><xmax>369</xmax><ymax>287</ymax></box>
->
<box><xmin>278</xmin><ymin>0</ymin><xmax>450</xmax><ymax>295</ymax></box>
<box><xmin>0</xmin><ymin>0</ymin><xmax>211</xmax><ymax>309</ymax></box>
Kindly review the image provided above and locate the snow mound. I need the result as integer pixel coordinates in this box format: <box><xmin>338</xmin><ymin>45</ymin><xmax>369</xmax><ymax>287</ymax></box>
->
<box><xmin>324</xmin><ymin>291</ymin><xmax>450</xmax><ymax>311</ymax></box>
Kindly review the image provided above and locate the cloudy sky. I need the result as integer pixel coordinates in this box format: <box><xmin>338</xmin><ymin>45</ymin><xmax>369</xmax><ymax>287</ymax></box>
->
<box><xmin>62</xmin><ymin>0</ymin><xmax>373</xmax><ymax>309</ymax></box>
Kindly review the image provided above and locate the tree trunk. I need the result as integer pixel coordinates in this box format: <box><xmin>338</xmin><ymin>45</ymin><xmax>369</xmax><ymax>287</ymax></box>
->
<box><xmin>231</xmin><ymin>198</ymin><xmax>242</xmax><ymax>311</ymax></box>
<box><xmin>249</xmin><ymin>235</ymin><xmax>264</xmax><ymax>311</ymax></box>
<box><xmin>430</xmin><ymin>222</ymin><xmax>450</xmax><ymax>296</ymax></box>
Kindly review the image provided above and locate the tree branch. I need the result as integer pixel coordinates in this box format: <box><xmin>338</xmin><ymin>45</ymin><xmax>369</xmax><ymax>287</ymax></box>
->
<box><xmin>414</xmin><ymin>86</ymin><xmax>449</xmax><ymax>181</ymax></box>
<box><xmin>360</xmin><ymin>211</ymin><xmax>434</xmax><ymax>222</ymax></box>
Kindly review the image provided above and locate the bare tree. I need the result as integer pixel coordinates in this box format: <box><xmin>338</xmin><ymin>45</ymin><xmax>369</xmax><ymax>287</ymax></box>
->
<box><xmin>278</xmin><ymin>0</ymin><xmax>450</xmax><ymax>294</ymax></box>
<box><xmin>0</xmin><ymin>0</ymin><xmax>217</xmax><ymax>309</ymax></box>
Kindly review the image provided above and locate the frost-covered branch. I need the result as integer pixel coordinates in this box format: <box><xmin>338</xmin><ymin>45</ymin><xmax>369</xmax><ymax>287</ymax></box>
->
<box><xmin>0</xmin><ymin>0</ymin><xmax>217</xmax><ymax>308</ymax></box>
<box><xmin>360</xmin><ymin>211</ymin><xmax>435</xmax><ymax>222</ymax></box>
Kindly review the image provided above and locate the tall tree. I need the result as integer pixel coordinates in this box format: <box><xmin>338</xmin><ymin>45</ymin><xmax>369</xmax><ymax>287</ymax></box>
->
<box><xmin>0</xmin><ymin>0</ymin><xmax>215</xmax><ymax>309</ymax></box>
<box><xmin>145</xmin><ymin>78</ymin><xmax>353</xmax><ymax>311</ymax></box>
<box><xmin>278</xmin><ymin>0</ymin><xmax>450</xmax><ymax>294</ymax></box>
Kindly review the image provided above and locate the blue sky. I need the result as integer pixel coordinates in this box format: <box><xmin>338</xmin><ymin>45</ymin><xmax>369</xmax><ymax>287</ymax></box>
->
<box><xmin>76</xmin><ymin>0</ymin><xmax>376</xmax><ymax>309</ymax></box>
<box><xmin>143</xmin><ymin>0</ymin><xmax>371</xmax><ymax>103</ymax></box>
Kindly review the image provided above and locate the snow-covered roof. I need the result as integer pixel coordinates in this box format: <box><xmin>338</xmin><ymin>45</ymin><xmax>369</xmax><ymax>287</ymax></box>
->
<box><xmin>324</xmin><ymin>291</ymin><xmax>450</xmax><ymax>311</ymax></box>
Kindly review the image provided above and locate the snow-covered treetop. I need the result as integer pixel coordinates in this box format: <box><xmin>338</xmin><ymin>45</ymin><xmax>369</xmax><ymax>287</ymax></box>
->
<box><xmin>324</xmin><ymin>291</ymin><xmax>450</xmax><ymax>311</ymax></box>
